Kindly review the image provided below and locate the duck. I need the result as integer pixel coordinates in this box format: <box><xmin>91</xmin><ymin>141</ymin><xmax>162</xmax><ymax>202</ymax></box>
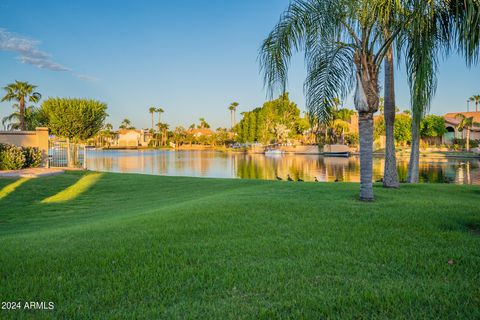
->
<box><xmin>287</xmin><ymin>174</ymin><xmax>294</xmax><ymax>181</ymax></box>
<box><xmin>276</xmin><ymin>175</ymin><xmax>283</xmax><ymax>181</ymax></box>
<box><xmin>297</xmin><ymin>177</ymin><xmax>304</xmax><ymax>182</ymax></box>
<box><xmin>314</xmin><ymin>177</ymin><xmax>319</xmax><ymax>182</ymax></box>
<box><xmin>334</xmin><ymin>178</ymin><xmax>339</xmax><ymax>182</ymax></box>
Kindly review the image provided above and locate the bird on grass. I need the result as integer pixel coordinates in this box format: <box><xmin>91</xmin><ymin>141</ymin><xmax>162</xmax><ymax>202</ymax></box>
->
<box><xmin>287</xmin><ymin>174</ymin><xmax>294</xmax><ymax>181</ymax></box>
<box><xmin>276</xmin><ymin>175</ymin><xmax>282</xmax><ymax>181</ymax></box>
<box><xmin>297</xmin><ymin>177</ymin><xmax>304</xmax><ymax>182</ymax></box>
<box><xmin>334</xmin><ymin>178</ymin><xmax>339</xmax><ymax>182</ymax></box>
<box><xmin>314</xmin><ymin>177</ymin><xmax>319</xmax><ymax>182</ymax></box>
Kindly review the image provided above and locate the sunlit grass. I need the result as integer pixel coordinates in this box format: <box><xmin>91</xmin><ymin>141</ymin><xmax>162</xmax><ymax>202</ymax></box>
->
<box><xmin>0</xmin><ymin>178</ymin><xmax>30</xmax><ymax>200</ymax></box>
<box><xmin>41</xmin><ymin>172</ymin><xmax>103</xmax><ymax>203</ymax></box>
<box><xmin>0</xmin><ymin>171</ymin><xmax>479</xmax><ymax>319</ymax></box>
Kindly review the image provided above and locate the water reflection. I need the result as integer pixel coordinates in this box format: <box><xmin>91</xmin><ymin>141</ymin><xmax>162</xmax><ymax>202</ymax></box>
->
<box><xmin>86</xmin><ymin>150</ymin><xmax>480</xmax><ymax>184</ymax></box>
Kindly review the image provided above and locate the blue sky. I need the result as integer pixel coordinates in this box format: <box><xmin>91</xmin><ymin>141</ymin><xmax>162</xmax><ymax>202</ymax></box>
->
<box><xmin>0</xmin><ymin>0</ymin><xmax>479</xmax><ymax>130</ymax></box>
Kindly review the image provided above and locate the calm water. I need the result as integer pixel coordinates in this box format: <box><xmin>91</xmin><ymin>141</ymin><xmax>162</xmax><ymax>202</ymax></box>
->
<box><xmin>85</xmin><ymin>150</ymin><xmax>480</xmax><ymax>184</ymax></box>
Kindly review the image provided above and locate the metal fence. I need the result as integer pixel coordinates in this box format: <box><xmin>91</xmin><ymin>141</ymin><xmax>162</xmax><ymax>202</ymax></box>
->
<box><xmin>48</xmin><ymin>140</ymin><xmax>87</xmax><ymax>168</ymax></box>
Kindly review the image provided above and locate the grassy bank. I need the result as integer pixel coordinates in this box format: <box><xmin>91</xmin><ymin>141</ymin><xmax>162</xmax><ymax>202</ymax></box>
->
<box><xmin>0</xmin><ymin>172</ymin><xmax>479</xmax><ymax>319</ymax></box>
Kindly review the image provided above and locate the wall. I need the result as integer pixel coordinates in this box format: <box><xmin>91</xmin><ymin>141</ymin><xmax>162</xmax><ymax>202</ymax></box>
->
<box><xmin>0</xmin><ymin>127</ymin><xmax>49</xmax><ymax>167</ymax></box>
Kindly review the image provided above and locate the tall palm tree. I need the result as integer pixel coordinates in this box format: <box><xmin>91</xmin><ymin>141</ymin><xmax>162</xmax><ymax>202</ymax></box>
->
<box><xmin>406</xmin><ymin>0</ymin><xmax>480</xmax><ymax>182</ymax></box>
<box><xmin>228</xmin><ymin>102</ymin><xmax>239</xmax><ymax>130</ymax></box>
<box><xmin>455</xmin><ymin>114</ymin><xmax>480</xmax><ymax>151</ymax></box>
<box><xmin>469</xmin><ymin>95</ymin><xmax>480</xmax><ymax>112</ymax></box>
<box><xmin>260</xmin><ymin>0</ymin><xmax>407</xmax><ymax>201</ymax></box>
<box><xmin>1</xmin><ymin>81</ymin><xmax>41</xmax><ymax>131</ymax></box>
<box><xmin>156</xmin><ymin>107</ymin><xmax>164</xmax><ymax>126</ymax></box>
<box><xmin>149</xmin><ymin>107</ymin><xmax>156</xmax><ymax>131</ymax></box>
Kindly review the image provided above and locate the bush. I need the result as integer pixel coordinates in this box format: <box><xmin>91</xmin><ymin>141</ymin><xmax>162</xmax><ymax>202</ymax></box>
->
<box><xmin>21</xmin><ymin>146</ymin><xmax>42</xmax><ymax>168</ymax></box>
<box><xmin>0</xmin><ymin>143</ymin><xmax>26</xmax><ymax>170</ymax></box>
<box><xmin>344</xmin><ymin>132</ymin><xmax>359</xmax><ymax>146</ymax></box>
<box><xmin>452</xmin><ymin>138</ymin><xmax>479</xmax><ymax>149</ymax></box>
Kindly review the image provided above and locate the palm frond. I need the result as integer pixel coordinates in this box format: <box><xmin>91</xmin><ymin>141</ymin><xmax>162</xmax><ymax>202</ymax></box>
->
<box><xmin>304</xmin><ymin>43</ymin><xmax>355</xmax><ymax>124</ymax></box>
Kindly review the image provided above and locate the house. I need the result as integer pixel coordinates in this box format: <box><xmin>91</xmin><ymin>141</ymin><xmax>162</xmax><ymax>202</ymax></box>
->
<box><xmin>188</xmin><ymin>128</ymin><xmax>214</xmax><ymax>138</ymax></box>
<box><xmin>443</xmin><ymin>112</ymin><xmax>480</xmax><ymax>143</ymax></box>
<box><xmin>114</xmin><ymin>129</ymin><xmax>152</xmax><ymax>147</ymax></box>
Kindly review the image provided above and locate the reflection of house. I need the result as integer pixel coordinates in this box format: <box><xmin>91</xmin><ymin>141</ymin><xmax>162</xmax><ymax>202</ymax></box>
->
<box><xmin>443</xmin><ymin>112</ymin><xmax>480</xmax><ymax>143</ymax></box>
<box><xmin>188</xmin><ymin>129</ymin><xmax>214</xmax><ymax>138</ymax></box>
<box><xmin>114</xmin><ymin>129</ymin><xmax>152</xmax><ymax>147</ymax></box>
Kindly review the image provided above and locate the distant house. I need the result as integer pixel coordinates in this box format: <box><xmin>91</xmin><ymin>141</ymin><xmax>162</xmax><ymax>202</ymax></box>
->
<box><xmin>114</xmin><ymin>129</ymin><xmax>152</xmax><ymax>147</ymax></box>
<box><xmin>188</xmin><ymin>128</ymin><xmax>214</xmax><ymax>138</ymax></box>
<box><xmin>443</xmin><ymin>112</ymin><xmax>480</xmax><ymax>143</ymax></box>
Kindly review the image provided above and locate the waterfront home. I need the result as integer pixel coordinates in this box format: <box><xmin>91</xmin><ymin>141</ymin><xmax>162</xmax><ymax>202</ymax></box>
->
<box><xmin>114</xmin><ymin>129</ymin><xmax>152</xmax><ymax>147</ymax></box>
<box><xmin>188</xmin><ymin>128</ymin><xmax>214</xmax><ymax>138</ymax></box>
<box><xmin>443</xmin><ymin>112</ymin><xmax>480</xmax><ymax>143</ymax></box>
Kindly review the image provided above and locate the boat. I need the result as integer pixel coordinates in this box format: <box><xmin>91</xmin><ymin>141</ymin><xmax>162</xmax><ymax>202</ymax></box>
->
<box><xmin>265</xmin><ymin>148</ymin><xmax>284</xmax><ymax>156</ymax></box>
<box><xmin>322</xmin><ymin>144</ymin><xmax>350</xmax><ymax>157</ymax></box>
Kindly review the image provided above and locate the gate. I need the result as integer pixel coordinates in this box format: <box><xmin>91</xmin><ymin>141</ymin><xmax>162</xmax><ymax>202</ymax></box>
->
<box><xmin>48</xmin><ymin>140</ymin><xmax>87</xmax><ymax>168</ymax></box>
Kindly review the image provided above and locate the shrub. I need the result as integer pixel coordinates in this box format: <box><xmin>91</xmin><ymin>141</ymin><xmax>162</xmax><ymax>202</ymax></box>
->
<box><xmin>21</xmin><ymin>146</ymin><xmax>42</xmax><ymax>168</ymax></box>
<box><xmin>344</xmin><ymin>132</ymin><xmax>359</xmax><ymax>146</ymax></box>
<box><xmin>0</xmin><ymin>143</ymin><xmax>26</xmax><ymax>170</ymax></box>
<box><xmin>452</xmin><ymin>138</ymin><xmax>479</xmax><ymax>149</ymax></box>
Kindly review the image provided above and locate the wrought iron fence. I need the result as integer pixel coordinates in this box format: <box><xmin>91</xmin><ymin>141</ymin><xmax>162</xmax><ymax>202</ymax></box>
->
<box><xmin>48</xmin><ymin>140</ymin><xmax>87</xmax><ymax>168</ymax></box>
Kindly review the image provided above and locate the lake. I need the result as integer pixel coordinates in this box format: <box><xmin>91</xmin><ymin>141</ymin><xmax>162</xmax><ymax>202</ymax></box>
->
<box><xmin>85</xmin><ymin>150</ymin><xmax>480</xmax><ymax>184</ymax></box>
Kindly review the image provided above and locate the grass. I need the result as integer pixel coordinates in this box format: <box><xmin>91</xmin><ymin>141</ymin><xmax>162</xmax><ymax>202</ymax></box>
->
<box><xmin>0</xmin><ymin>171</ymin><xmax>479</xmax><ymax>319</ymax></box>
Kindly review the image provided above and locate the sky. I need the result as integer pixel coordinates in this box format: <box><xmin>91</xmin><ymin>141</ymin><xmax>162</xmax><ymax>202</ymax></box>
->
<box><xmin>0</xmin><ymin>0</ymin><xmax>479</xmax><ymax>130</ymax></box>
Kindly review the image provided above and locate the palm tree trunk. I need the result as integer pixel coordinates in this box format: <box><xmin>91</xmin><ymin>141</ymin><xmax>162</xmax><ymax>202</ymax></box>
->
<box><xmin>476</xmin><ymin>100</ymin><xmax>478</xmax><ymax>113</ymax></box>
<box><xmin>383</xmin><ymin>46</ymin><xmax>399</xmax><ymax>188</ymax></box>
<box><xmin>234</xmin><ymin>111</ymin><xmax>236</xmax><ymax>127</ymax></box>
<box><xmin>466</xmin><ymin>128</ymin><xmax>470</xmax><ymax>151</ymax></box>
<box><xmin>358</xmin><ymin>112</ymin><xmax>374</xmax><ymax>201</ymax></box>
<box><xmin>407</xmin><ymin>117</ymin><xmax>421</xmax><ymax>183</ymax></box>
<box><xmin>151</xmin><ymin>114</ymin><xmax>154</xmax><ymax>131</ymax></box>
<box><xmin>20</xmin><ymin>96</ymin><xmax>26</xmax><ymax>131</ymax></box>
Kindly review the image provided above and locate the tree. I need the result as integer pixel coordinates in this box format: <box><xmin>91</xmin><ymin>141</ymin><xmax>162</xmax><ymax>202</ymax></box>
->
<box><xmin>149</xmin><ymin>107</ymin><xmax>156</xmax><ymax>131</ymax></box>
<box><xmin>1</xmin><ymin>81</ymin><xmax>41</xmax><ymax>131</ymax></box>
<box><xmin>406</xmin><ymin>1</ymin><xmax>480</xmax><ymax>182</ymax></box>
<box><xmin>469</xmin><ymin>95</ymin><xmax>480</xmax><ymax>112</ymax></box>
<box><xmin>260</xmin><ymin>0</ymin><xmax>408</xmax><ymax>200</ymax></box>
<box><xmin>2</xmin><ymin>105</ymin><xmax>46</xmax><ymax>130</ymax></box>
<box><xmin>228</xmin><ymin>102</ymin><xmax>239</xmax><ymax>130</ymax></box>
<box><xmin>198</xmin><ymin>118</ymin><xmax>210</xmax><ymax>129</ymax></box>
<box><xmin>156</xmin><ymin>107</ymin><xmax>164</xmax><ymax>127</ymax></box>
<box><xmin>119</xmin><ymin>119</ymin><xmax>134</xmax><ymax>130</ymax></box>
<box><xmin>420</xmin><ymin>115</ymin><xmax>447</xmax><ymax>139</ymax></box>
<box><xmin>455</xmin><ymin>114</ymin><xmax>480</xmax><ymax>151</ymax></box>
<box><xmin>41</xmin><ymin>98</ymin><xmax>107</xmax><ymax>166</ymax></box>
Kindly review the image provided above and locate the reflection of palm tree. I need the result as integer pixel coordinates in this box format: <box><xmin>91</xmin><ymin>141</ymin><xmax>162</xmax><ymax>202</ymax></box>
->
<box><xmin>455</xmin><ymin>114</ymin><xmax>480</xmax><ymax>151</ymax></box>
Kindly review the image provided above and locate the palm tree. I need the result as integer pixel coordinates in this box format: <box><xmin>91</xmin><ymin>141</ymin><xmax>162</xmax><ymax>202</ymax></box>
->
<box><xmin>2</xmin><ymin>105</ymin><xmax>43</xmax><ymax>130</ymax></box>
<box><xmin>156</xmin><ymin>107</ymin><xmax>164</xmax><ymax>127</ymax></box>
<box><xmin>406</xmin><ymin>0</ymin><xmax>480</xmax><ymax>182</ymax></box>
<box><xmin>455</xmin><ymin>114</ymin><xmax>480</xmax><ymax>151</ymax></box>
<box><xmin>1</xmin><ymin>81</ymin><xmax>41</xmax><ymax>131</ymax></box>
<box><xmin>149</xmin><ymin>107</ymin><xmax>156</xmax><ymax>131</ymax></box>
<box><xmin>198</xmin><ymin>118</ymin><xmax>210</xmax><ymax>129</ymax></box>
<box><xmin>119</xmin><ymin>118</ymin><xmax>133</xmax><ymax>130</ymax></box>
<box><xmin>260</xmin><ymin>0</ymin><xmax>407</xmax><ymax>201</ymax></box>
<box><xmin>469</xmin><ymin>95</ymin><xmax>480</xmax><ymax>112</ymax></box>
<box><xmin>228</xmin><ymin>102</ymin><xmax>239</xmax><ymax>130</ymax></box>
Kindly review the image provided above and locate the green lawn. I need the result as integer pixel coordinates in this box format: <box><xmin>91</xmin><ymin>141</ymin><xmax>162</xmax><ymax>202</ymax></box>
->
<box><xmin>0</xmin><ymin>171</ymin><xmax>479</xmax><ymax>319</ymax></box>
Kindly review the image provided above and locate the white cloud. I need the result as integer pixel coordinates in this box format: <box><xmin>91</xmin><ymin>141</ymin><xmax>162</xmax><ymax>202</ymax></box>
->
<box><xmin>0</xmin><ymin>28</ymin><xmax>96</xmax><ymax>81</ymax></box>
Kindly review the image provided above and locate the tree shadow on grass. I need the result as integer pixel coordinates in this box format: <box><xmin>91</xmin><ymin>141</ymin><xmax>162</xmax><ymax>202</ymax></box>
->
<box><xmin>0</xmin><ymin>172</ymin><xmax>105</xmax><ymax>234</ymax></box>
